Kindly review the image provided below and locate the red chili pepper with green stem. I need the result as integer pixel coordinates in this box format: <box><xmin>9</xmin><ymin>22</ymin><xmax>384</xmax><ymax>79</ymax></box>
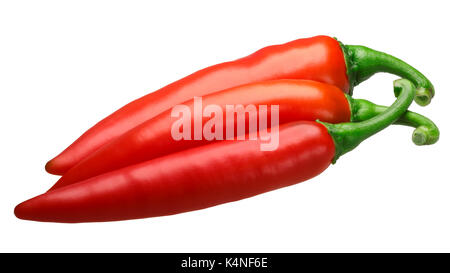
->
<box><xmin>45</xmin><ymin>36</ymin><xmax>435</xmax><ymax>175</ymax></box>
<box><xmin>15</xmin><ymin>79</ymin><xmax>437</xmax><ymax>223</ymax></box>
<box><xmin>48</xmin><ymin>79</ymin><xmax>439</xmax><ymax>191</ymax></box>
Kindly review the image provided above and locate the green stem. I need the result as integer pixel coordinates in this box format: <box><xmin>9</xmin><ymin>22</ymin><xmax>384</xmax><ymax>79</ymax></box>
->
<box><xmin>339</xmin><ymin>42</ymin><xmax>434</xmax><ymax>106</ymax></box>
<box><xmin>318</xmin><ymin>79</ymin><xmax>415</xmax><ymax>163</ymax></box>
<box><xmin>349</xmin><ymin>98</ymin><xmax>439</xmax><ymax>146</ymax></box>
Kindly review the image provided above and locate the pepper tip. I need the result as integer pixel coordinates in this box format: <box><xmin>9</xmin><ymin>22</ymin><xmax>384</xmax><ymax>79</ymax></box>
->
<box><xmin>14</xmin><ymin>201</ymin><xmax>28</xmax><ymax>221</ymax></box>
<box><xmin>44</xmin><ymin>159</ymin><xmax>66</xmax><ymax>176</ymax></box>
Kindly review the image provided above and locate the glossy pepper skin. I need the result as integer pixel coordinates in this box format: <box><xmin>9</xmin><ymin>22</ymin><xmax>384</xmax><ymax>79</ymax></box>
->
<box><xmin>49</xmin><ymin>80</ymin><xmax>351</xmax><ymax>191</ymax></box>
<box><xmin>45</xmin><ymin>36</ymin><xmax>347</xmax><ymax>175</ymax></box>
<box><xmin>45</xmin><ymin>35</ymin><xmax>434</xmax><ymax>175</ymax></box>
<box><xmin>17</xmin><ymin>122</ymin><xmax>336</xmax><ymax>222</ymax></box>
<box><xmin>15</xmin><ymin>79</ymin><xmax>432</xmax><ymax>223</ymax></box>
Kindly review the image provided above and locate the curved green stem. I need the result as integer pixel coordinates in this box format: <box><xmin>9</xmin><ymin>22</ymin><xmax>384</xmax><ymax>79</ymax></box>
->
<box><xmin>339</xmin><ymin>42</ymin><xmax>434</xmax><ymax>106</ymax></box>
<box><xmin>350</xmin><ymin>98</ymin><xmax>439</xmax><ymax>146</ymax></box>
<box><xmin>318</xmin><ymin>79</ymin><xmax>415</xmax><ymax>163</ymax></box>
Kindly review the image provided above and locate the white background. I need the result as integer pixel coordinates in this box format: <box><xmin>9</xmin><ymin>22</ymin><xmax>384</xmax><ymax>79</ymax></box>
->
<box><xmin>0</xmin><ymin>0</ymin><xmax>448</xmax><ymax>252</ymax></box>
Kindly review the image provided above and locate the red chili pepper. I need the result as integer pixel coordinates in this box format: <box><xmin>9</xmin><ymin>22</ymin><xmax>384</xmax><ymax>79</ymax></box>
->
<box><xmin>48</xmin><ymin>79</ymin><xmax>439</xmax><ymax>191</ymax></box>
<box><xmin>15</xmin><ymin>80</ymin><xmax>438</xmax><ymax>223</ymax></box>
<box><xmin>45</xmin><ymin>35</ymin><xmax>434</xmax><ymax>175</ymax></box>
<box><xmin>48</xmin><ymin>80</ymin><xmax>351</xmax><ymax>191</ymax></box>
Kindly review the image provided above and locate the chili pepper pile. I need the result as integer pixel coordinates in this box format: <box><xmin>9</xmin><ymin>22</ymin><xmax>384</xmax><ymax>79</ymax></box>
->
<box><xmin>15</xmin><ymin>35</ymin><xmax>439</xmax><ymax>223</ymax></box>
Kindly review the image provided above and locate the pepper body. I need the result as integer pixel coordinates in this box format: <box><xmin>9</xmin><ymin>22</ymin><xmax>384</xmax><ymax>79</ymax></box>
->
<box><xmin>49</xmin><ymin>80</ymin><xmax>351</xmax><ymax>191</ymax></box>
<box><xmin>16</xmin><ymin>122</ymin><xmax>335</xmax><ymax>223</ymax></box>
<box><xmin>45</xmin><ymin>36</ymin><xmax>349</xmax><ymax>175</ymax></box>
